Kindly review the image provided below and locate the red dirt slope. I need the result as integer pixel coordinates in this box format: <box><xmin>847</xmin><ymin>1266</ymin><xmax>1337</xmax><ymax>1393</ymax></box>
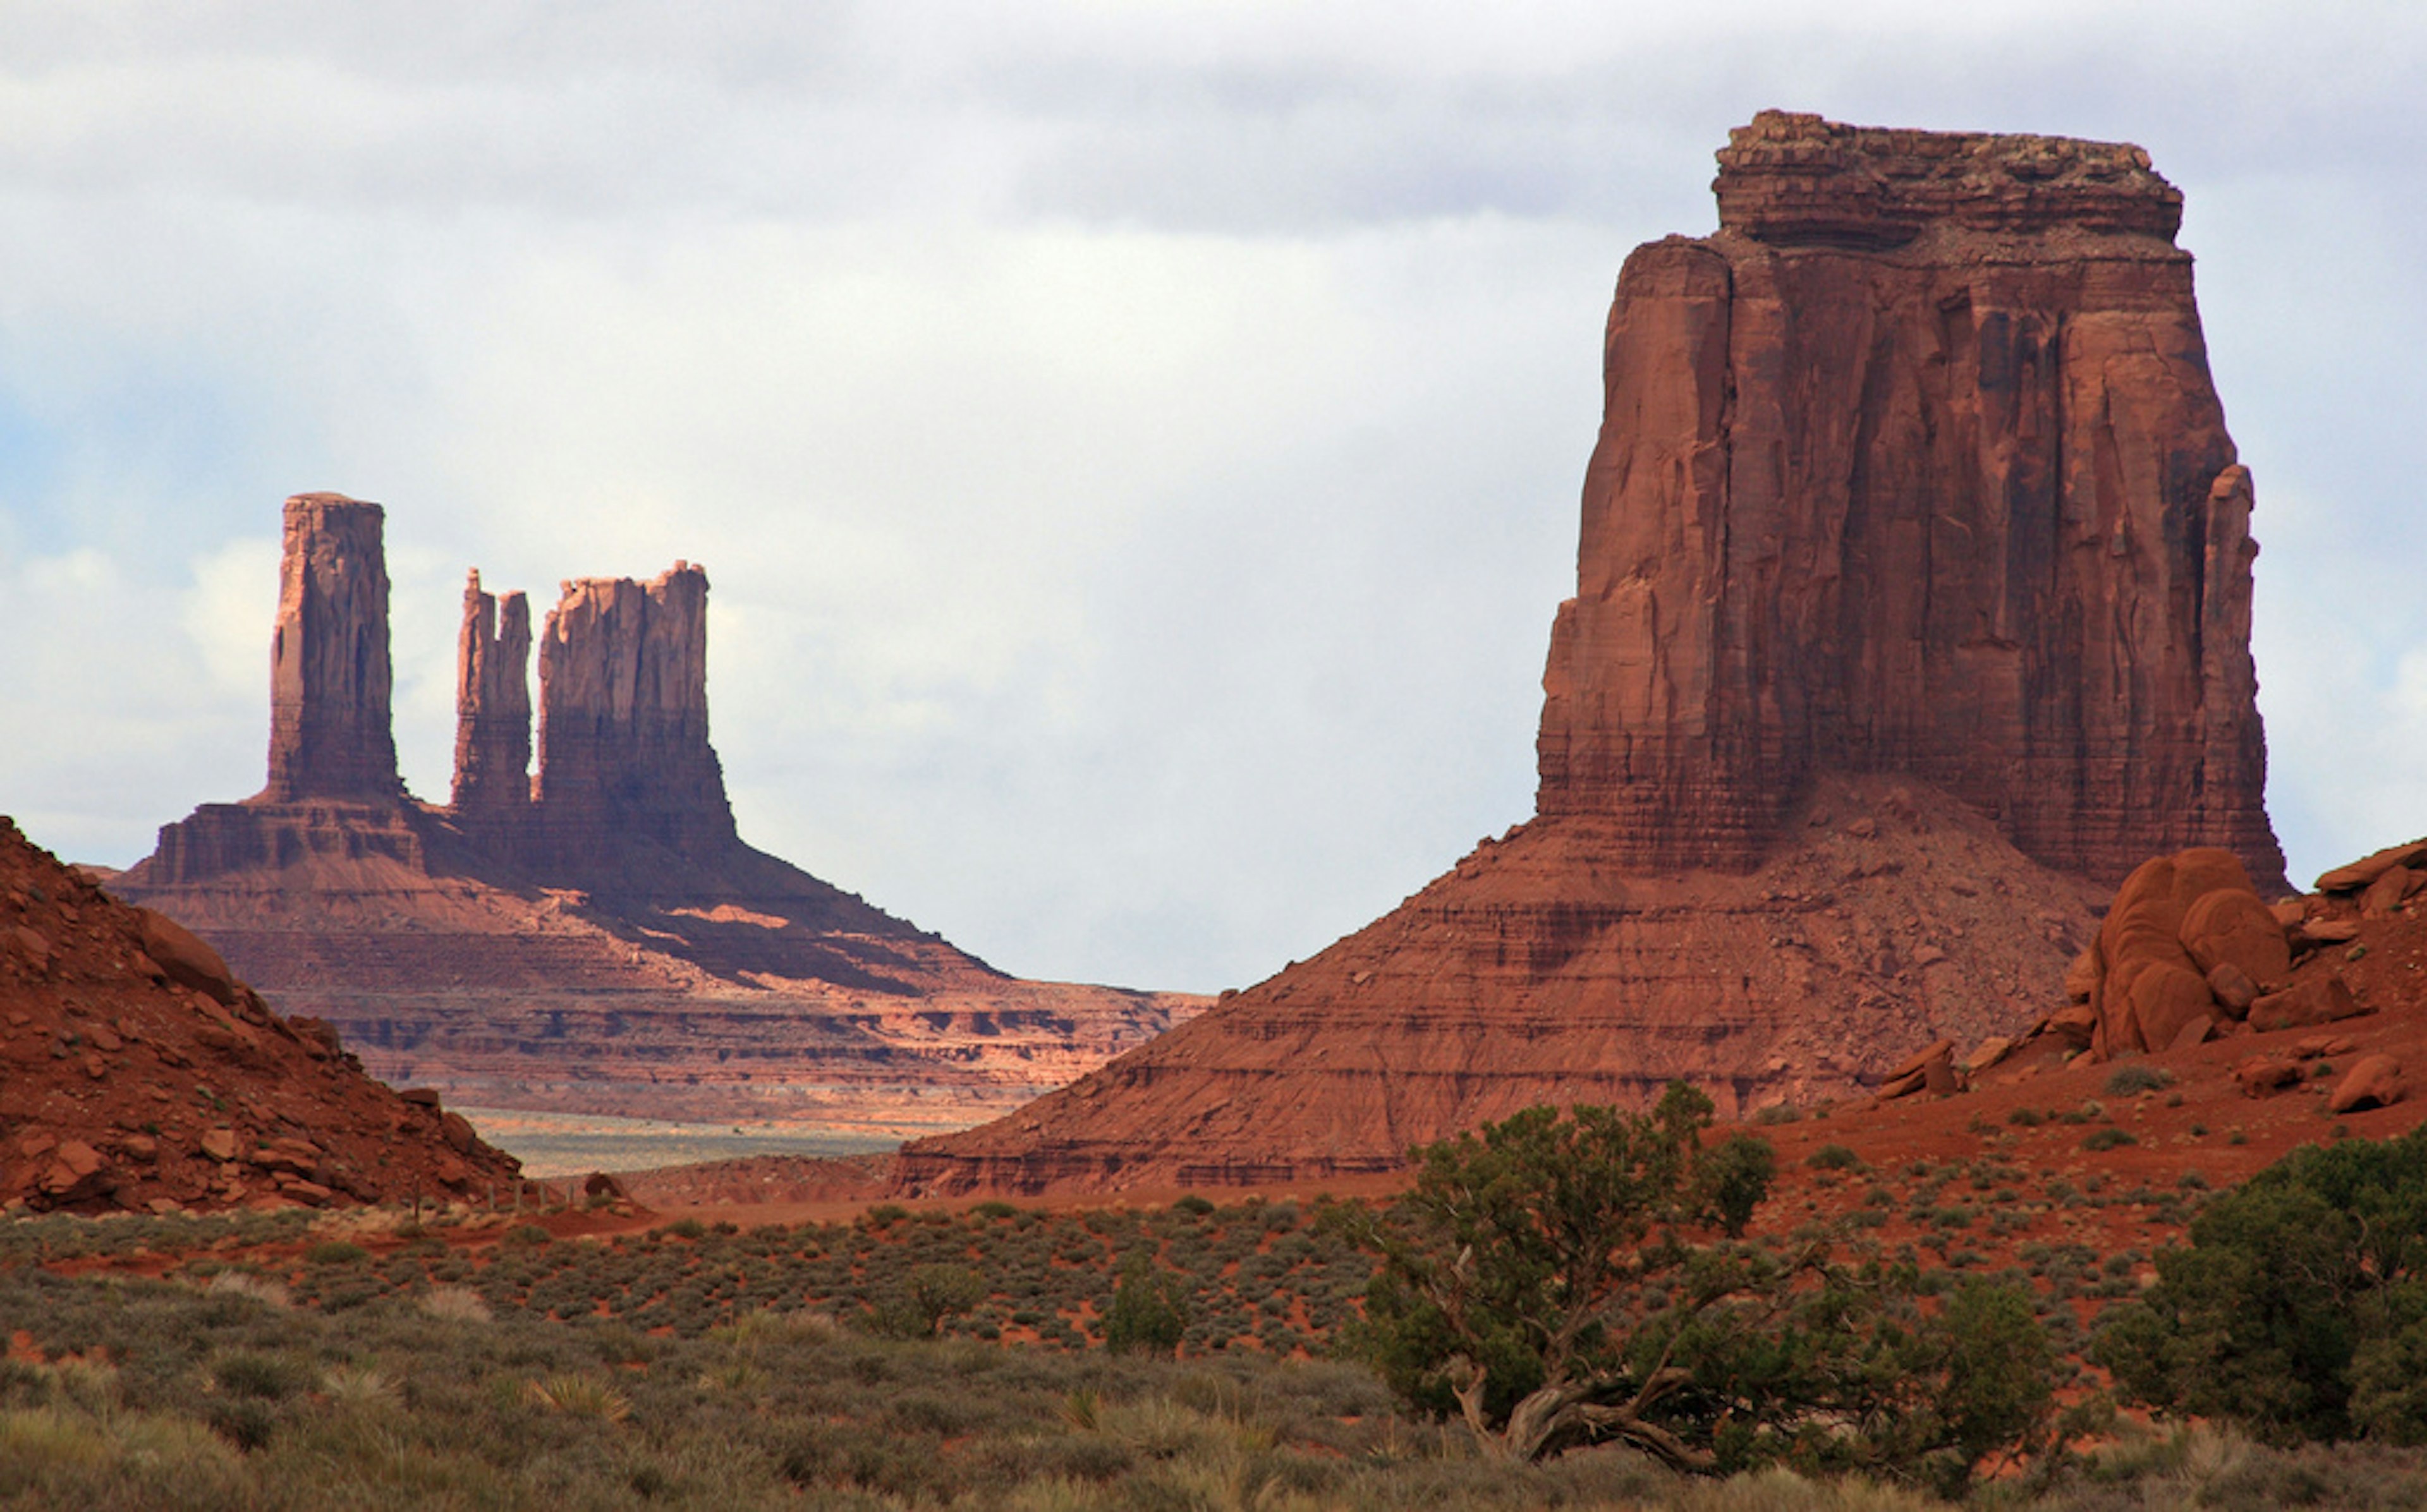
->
<box><xmin>0</xmin><ymin>816</ymin><xmax>518</xmax><ymax>1214</ymax></box>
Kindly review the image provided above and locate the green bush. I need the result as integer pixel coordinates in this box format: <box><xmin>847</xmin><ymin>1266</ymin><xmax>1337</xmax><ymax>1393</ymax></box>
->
<box><xmin>2104</xmin><ymin>1062</ymin><xmax>2177</xmax><ymax>1096</ymax></box>
<box><xmin>2097</xmin><ymin>1122</ymin><xmax>2427</xmax><ymax>1444</ymax></box>
<box><xmin>1805</xmin><ymin>1144</ymin><xmax>1864</xmax><ymax>1172</ymax></box>
<box><xmin>2082</xmin><ymin>1127</ymin><xmax>2138</xmax><ymax>1152</ymax></box>
<box><xmin>1104</xmin><ymin>1257</ymin><xmax>1192</xmax><ymax>1358</ymax></box>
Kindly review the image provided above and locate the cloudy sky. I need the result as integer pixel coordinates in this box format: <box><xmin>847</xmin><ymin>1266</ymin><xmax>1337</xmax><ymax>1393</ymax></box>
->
<box><xmin>1</xmin><ymin>3</ymin><xmax>2420</xmax><ymax>994</ymax></box>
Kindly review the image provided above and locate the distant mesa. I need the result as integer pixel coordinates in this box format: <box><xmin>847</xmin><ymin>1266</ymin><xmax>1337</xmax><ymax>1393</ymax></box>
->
<box><xmin>119</xmin><ymin>495</ymin><xmax>1202</xmax><ymax>1131</ymax></box>
<box><xmin>141</xmin><ymin>496</ymin><xmax>743</xmax><ymax>892</ymax></box>
<box><xmin>896</xmin><ymin>111</ymin><xmax>2289</xmax><ymax>1197</ymax></box>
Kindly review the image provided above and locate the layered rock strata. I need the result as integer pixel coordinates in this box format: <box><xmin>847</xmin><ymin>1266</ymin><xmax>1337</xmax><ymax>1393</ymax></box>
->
<box><xmin>1536</xmin><ymin>111</ymin><xmax>2282</xmax><ymax>890</ymax></box>
<box><xmin>895</xmin><ymin>112</ymin><xmax>2285</xmax><ymax>1196</ymax></box>
<box><xmin>122</xmin><ymin>506</ymin><xmax>1203</xmax><ymax>1130</ymax></box>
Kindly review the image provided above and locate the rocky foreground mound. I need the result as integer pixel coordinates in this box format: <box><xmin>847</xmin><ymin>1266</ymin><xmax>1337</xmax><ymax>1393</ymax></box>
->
<box><xmin>115</xmin><ymin>495</ymin><xmax>1201</xmax><ymax>1132</ymax></box>
<box><xmin>0</xmin><ymin>816</ymin><xmax>519</xmax><ymax>1213</ymax></box>
<box><xmin>897</xmin><ymin>112</ymin><xmax>2288</xmax><ymax>1196</ymax></box>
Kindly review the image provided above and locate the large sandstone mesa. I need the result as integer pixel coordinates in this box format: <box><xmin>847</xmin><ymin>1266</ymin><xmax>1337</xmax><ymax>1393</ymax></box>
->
<box><xmin>894</xmin><ymin>112</ymin><xmax>2284</xmax><ymax>1197</ymax></box>
<box><xmin>1538</xmin><ymin>112</ymin><xmax>2282</xmax><ymax>890</ymax></box>
<box><xmin>120</xmin><ymin>502</ymin><xmax>1202</xmax><ymax>1132</ymax></box>
<box><xmin>0</xmin><ymin>816</ymin><xmax>518</xmax><ymax>1214</ymax></box>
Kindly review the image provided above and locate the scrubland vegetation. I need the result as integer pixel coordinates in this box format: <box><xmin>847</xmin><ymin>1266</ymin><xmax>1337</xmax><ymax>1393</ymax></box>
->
<box><xmin>0</xmin><ymin>1110</ymin><xmax>2421</xmax><ymax>1508</ymax></box>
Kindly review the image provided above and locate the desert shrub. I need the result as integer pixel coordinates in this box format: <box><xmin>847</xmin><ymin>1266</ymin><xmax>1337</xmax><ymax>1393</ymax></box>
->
<box><xmin>1804</xmin><ymin>1144</ymin><xmax>1863</xmax><ymax>1172</ymax></box>
<box><xmin>303</xmin><ymin>1240</ymin><xmax>370</xmax><ymax>1267</ymax></box>
<box><xmin>212</xmin><ymin>1352</ymin><xmax>305</xmax><ymax>1402</ymax></box>
<box><xmin>1752</xmin><ymin>1102</ymin><xmax>1802</xmax><ymax>1126</ymax></box>
<box><xmin>523</xmin><ymin>1372</ymin><xmax>631</xmax><ymax>1422</ymax></box>
<box><xmin>2098</xmin><ymin>1122</ymin><xmax>2427</xmax><ymax>1445</ymax></box>
<box><xmin>2081</xmin><ymin>1127</ymin><xmax>2138</xmax><ymax>1152</ymax></box>
<box><xmin>1104</xmin><ymin>1258</ymin><xmax>1192</xmax><ymax>1358</ymax></box>
<box><xmin>2104</xmin><ymin>1062</ymin><xmax>2177</xmax><ymax>1096</ymax></box>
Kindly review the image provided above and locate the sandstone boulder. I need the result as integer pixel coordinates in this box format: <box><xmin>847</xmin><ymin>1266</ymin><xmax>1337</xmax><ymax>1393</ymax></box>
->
<box><xmin>2248</xmin><ymin>974</ymin><xmax>2364</xmax><ymax>1034</ymax></box>
<box><xmin>2063</xmin><ymin>949</ymin><xmax>2098</xmax><ymax>1003</ymax></box>
<box><xmin>2316</xmin><ymin>840</ymin><xmax>2427</xmax><ymax>894</ymax></box>
<box><xmin>2327</xmin><ymin>1055</ymin><xmax>2404</xmax><ymax>1114</ymax></box>
<box><xmin>2180</xmin><ymin>887</ymin><xmax>2291</xmax><ymax>985</ymax></box>
<box><xmin>2166</xmin><ymin>1016</ymin><xmax>2217</xmax><ymax>1052</ymax></box>
<box><xmin>2360</xmin><ymin>866</ymin><xmax>2416</xmax><ymax>918</ymax></box>
<box><xmin>2127</xmin><ymin>963</ymin><xmax>2217</xmax><ymax>1055</ymax></box>
<box><xmin>2075</xmin><ymin>849</ymin><xmax>2304</xmax><ymax>1058</ymax></box>
<box><xmin>134</xmin><ymin>909</ymin><xmax>240</xmax><ymax>1005</ymax></box>
<box><xmin>2205</xmin><ymin>962</ymin><xmax>2260</xmax><ymax>1017</ymax></box>
<box><xmin>2235</xmin><ymin>1056</ymin><xmax>2304</xmax><ymax>1097</ymax></box>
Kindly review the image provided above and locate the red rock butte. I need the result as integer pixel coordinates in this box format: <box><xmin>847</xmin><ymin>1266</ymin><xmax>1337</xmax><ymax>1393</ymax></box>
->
<box><xmin>894</xmin><ymin>112</ymin><xmax>2288</xmax><ymax>1197</ymax></box>
<box><xmin>118</xmin><ymin>495</ymin><xmax>1201</xmax><ymax>1132</ymax></box>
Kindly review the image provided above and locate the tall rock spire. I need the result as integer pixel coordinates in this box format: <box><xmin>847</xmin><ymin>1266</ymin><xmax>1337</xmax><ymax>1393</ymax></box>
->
<box><xmin>1533</xmin><ymin>110</ymin><xmax>2284</xmax><ymax>890</ymax></box>
<box><xmin>262</xmin><ymin>493</ymin><xmax>401</xmax><ymax>802</ymax></box>
<box><xmin>534</xmin><ymin>562</ymin><xmax>736</xmax><ymax>860</ymax></box>
<box><xmin>451</xmin><ymin>569</ymin><xmax>533</xmax><ymax>821</ymax></box>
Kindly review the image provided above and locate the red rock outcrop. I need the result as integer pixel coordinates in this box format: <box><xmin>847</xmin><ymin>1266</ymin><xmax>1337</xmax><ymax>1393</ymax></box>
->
<box><xmin>894</xmin><ymin>112</ymin><xmax>2285</xmax><ymax>1197</ymax></box>
<box><xmin>1536</xmin><ymin>111</ymin><xmax>2282</xmax><ymax>891</ymax></box>
<box><xmin>451</xmin><ymin>570</ymin><xmax>533</xmax><ymax>826</ymax></box>
<box><xmin>2073</xmin><ymin>847</ymin><xmax>2294</xmax><ymax>1056</ymax></box>
<box><xmin>530</xmin><ymin>564</ymin><xmax>737</xmax><ymax>865</ymax></box>
<box><xmin>0</xmin><ymin>816</ymin><xmax>517</xmax><ymax>1213</ymax></box>
<box><xmin>264</xmin><ymin>493</ymin><xmax>402</xmax><ymax>804</ymax></box>
<box><xmin>119</xmin><ymin>505</ymin><xmax>1204</xmax><ymax>1134</ymax></box>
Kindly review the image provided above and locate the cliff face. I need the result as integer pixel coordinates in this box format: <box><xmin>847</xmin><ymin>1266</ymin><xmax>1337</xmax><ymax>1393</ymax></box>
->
<box><xmin>894</xmin><ymin>112</ymin><xmax>2285</xmax><ymax>1197</ymax></box>
<box><xmin>532</xmin><ymin>565</ymin><xmax>736</xmax><ymax>864</ymax></box>
<box><xmin>263</xmin><ymin>494</ymin><xmax>401</xmax><ymax>803</ymax></box>
<box><xmin>1536</xmin><ymin>111</ymin><xmax>2282</xmax><ymax>890</ymax></box>
<box><xmin>121</xmin><ymin>514</ymin><xmax>1205</xmax><ymax>1131</ymax></box>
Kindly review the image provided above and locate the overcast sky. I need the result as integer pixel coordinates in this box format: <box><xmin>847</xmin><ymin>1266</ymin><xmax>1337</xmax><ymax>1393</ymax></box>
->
<box><xmin>1</xmin><ymin>3</ymin><xmax>2420</xmax><ymax>994</ymax></box>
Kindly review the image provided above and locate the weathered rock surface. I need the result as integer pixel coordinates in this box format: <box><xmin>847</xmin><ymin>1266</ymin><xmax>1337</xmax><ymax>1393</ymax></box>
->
<box><xmin>896</xmin><ymin>112</ymin><xmax>2285</xmax><ymax>1197</ymax></box>
<box><xmin>1535</xmin><ymin>111</ymin><xmax>2282</xmax><ymax>891</ymax></box>
<box><xmin>120</xmin><ymin>504</ymin><xmax>1201</xmax><ymax>1132</ymax></box>
<box><xmin>2328</xmin><ymin>1054</ymin><xmax>2404</xmax><ymax>1115</ymax></box>
<box><xmin>2080</xmin><ymin>848</ymin><xmax>2288</xmax><ymax>1056</ymax></box>
<box><xmin>451</xmin><ymin>570</ymin><xmax>533</xmax><ymax>825</ymax></box>
<box><xmin>0</xmin><ymin>816</ymin><xmax>518</xmax><ymax>1213</ymax></box>
<box><xmin>264</xmin><ymin>494</ymin><xmax>402</xmax><ymax>804</ymax></box>
<box><xmin>532</xmin><ymin>564</ymin><xmax>735</xmax><ymax>866</ymax></box>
